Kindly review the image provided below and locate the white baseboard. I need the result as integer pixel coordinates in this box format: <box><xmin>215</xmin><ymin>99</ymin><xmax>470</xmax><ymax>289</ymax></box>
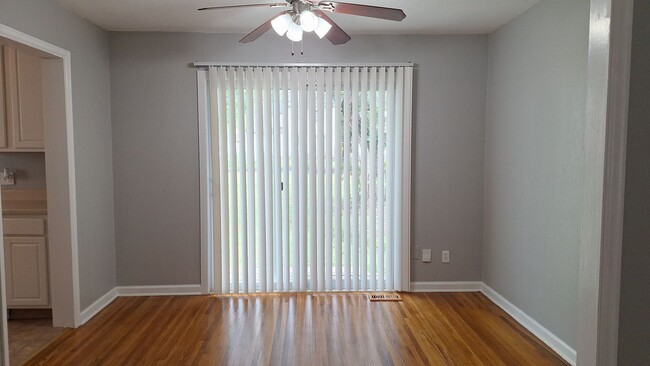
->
<box><xmin>481</xmin><ymin>284</ymin><xmax>577</xmax><ymax>366</ymax></box>
<box><xmin>410</xmin><ymin>281</ymin><xmax>482</xmax><ymax>292</ymax></box>
<box><xmin>79</xmin><ymin>287</ymin><xmax>118</xmax><ymax>326</ymax></box>
<box><xmin>116</xmin><ymin>284</ymin><xmax>203</xmax><ymax>297</ymax></box>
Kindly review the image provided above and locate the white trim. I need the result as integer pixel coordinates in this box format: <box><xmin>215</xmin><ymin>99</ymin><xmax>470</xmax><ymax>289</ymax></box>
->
<box><xmin>409</xmin><ymin>281</ymin><xmax>482</xmax><ymax>292</ymax></box>
<box><xmin>593</xmin><ymin>0</ymin><xmax>633</xmax><ymax>361</ymax></box>
<box><xmin>481</xmin><ymin>284</ymin><xmax>577</xmax><ymax>366</ymax></box>
<box><xmin>0</xmin><ymin>194</ymin><xmax>9</xmax><ymax>366</ymax></box>
<box><xmin>0</xmin><ymin>23</ymin><xmax>80</xmax><ymax>330</ymax></box>
<box><xmin>62</xmin><ymin>44</ymin><xmax>81</xmax><ymax>329</ymax></box>
<box><xmin>577</xmin><ymin>0</ymin><xmax>634</xmax><ymax>364</ymax></box>
<box><xmin>0</xmin><ymin>24</ymin><xmax>70</xmax><ymax>59</ymax></box>
<box><xmin>194</xmin><ymin>62</ymin><xmax>414</xmax><ymax>68</ymax></box>
<box><xmin>116</xmin><ymin>285</ymin><xmax>203</xmax><ymax>297</ymax></box>
<box><xmin>78</xmin><ymin>286</ymin><xmax>202</xmax><ymax>325</ymax></box>
<box><xmin>79</xmin><ymin>288</ymin><xmax>118</xmax><ymax>326</ymax></box>
<box><xmin>399</xmin><ymin>67</ymin><xmax>413</xmax><ymax>291</ymax></box>
<box><xmin>410</xmin><ymin>281</ymin><xmax>576</xmax><ymax>365</ymax></box>
<box><xmin>197</xmin><ymin>70</ymin><xmax>211</xmax><ymax>294</ymax></box>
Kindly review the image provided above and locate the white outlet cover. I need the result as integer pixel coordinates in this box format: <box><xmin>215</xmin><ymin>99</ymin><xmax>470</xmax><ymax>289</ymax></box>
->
<box><xmin>0</xmin><ymin>175</ymin><xmax>15</xmax><ymax>186</ymax></box>
<box><xmin>442</xmin><ymin>250</ymin><xmax>450</xmax><ymax>263</ymax></box>
<box><xmin>422</xmin><ymin>249</ymin><xmax>432</xmax><ymax>263</ymax></box>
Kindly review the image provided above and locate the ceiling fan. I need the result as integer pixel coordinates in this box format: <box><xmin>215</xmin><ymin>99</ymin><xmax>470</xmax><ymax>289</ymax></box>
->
<box><xmin>198</xmin><ymin>1</ymin><xmax>406</xmax><ymax>45</ymax></box>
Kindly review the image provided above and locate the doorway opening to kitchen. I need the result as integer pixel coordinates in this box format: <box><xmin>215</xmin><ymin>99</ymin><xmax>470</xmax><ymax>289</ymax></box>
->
<box><xmin>0</xmin><ymin>24</ymin><xmax>80</xmax><ymax>365</ymax></box>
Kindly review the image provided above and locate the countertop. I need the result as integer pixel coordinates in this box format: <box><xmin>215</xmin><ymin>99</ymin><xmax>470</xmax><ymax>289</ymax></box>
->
<box><xmin>1</xmin><ymin>190</ymin><xmax>48</xmax><ymax>216</ymax></box>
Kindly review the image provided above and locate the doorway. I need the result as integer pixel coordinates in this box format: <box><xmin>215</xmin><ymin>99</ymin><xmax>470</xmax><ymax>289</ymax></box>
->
<box><xmin>0</xmin><ymin>24</ymin><xmax>80</xmax><ymax>365</ymax></box>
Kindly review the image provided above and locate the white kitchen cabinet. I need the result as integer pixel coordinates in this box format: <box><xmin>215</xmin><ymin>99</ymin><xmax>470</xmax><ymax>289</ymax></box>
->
<box><xmin>0</xmin><ymin>45</ymin><xmax>45</xmax><ymax>151</ymax></box>
<box><xmin>4</xmin><ymin>236</ymin><xmax>49</xmax><ymax>307</ymax></box>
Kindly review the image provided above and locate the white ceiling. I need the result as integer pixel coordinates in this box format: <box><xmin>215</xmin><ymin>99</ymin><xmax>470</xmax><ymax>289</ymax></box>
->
<box><xmin>54</xmin><ymin>0</ymin><xmax>540</xmax><ymax>34</ymax></box>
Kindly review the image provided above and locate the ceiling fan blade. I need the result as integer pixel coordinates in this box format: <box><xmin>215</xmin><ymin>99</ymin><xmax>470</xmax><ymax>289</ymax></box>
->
<box><xmin>239</xmin><ymin>11</ymin><xmax>288</xmax><ymax>43</ymax></box>
<box><xmin>198</xmin><ymin>3</ymin><xmax>288</xmax><ymax>11</ymax></box>
<box><xmin>318</xmin><ymin>2</ymin><xmax>405</xmax><ymax>21</ymax></box>
<box><xmin>313</xmin><ymin>10</ymin><xmax>351</xmax><ymax>45</ymax></box>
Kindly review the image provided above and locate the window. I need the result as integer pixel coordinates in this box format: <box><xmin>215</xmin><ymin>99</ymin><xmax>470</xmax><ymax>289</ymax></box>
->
<box><xmin>200</xmin><ymin>64</ymin><xmax>413</xmax><ymax>294</ymax></box>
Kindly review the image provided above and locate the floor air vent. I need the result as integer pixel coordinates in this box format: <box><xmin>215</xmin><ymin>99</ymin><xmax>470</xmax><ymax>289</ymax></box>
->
<box><xmin>367</xmin><ymin>293</ymin><xmax>402</xmax><ymax>302</ymax></box>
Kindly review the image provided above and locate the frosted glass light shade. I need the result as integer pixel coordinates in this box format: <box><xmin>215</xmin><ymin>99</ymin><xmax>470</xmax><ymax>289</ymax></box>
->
<box><xmin>300</xmin><ymin>10</ymin><xmax>319</xmax><ymax>32</ymax></box>
<box><xmin>286</xmin><ymin>22</ymin><xmax>303</xmax><ymax>42</ymax></box>
<box><xmin>271</xmin><ymin>14</ymin><xmax>293</xmax><ymax>36</ymax></box>
<box><xmin>314</xmin><ymin>18</ymin><xmax>332</xmax><ymax>38</ymax></box>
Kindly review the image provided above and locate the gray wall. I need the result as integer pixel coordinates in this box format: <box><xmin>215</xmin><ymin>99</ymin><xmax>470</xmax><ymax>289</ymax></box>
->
<box><xmin>482</xmin><ymin>0</ymin><xmax>588</xmax><ymax>349</ymax></box>
<box><xmin>0</xmin><ymin>0</ymin><xmax>116</xmax><ymax>309</ymax></box>
<box><xmin>0</xmin><ymin>153</ymin><xmax>46</xmax><ymax>190</ymax></box>
<box><xmin>109</xmin><ymin>33</ymin><xmax>487</xmax><ymax>285</ymax></box>
<box><xmin>618</xmin><ymin>1</ymin><xmax>650</xmax><ymax>364</ymax></box>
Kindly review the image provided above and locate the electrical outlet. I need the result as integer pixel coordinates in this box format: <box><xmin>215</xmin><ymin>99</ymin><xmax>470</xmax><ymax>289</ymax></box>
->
<box><xmin>422</xmin><ymin>249</ymin><xmax>432</xmax><ymax>263</ymax></box>
<box><xmin>0</xmin><ymin>169</ymin><xmax>15</xmax><ymax>186</ymax></box>
<box><xmin>442</xmin><ymin>250</ymin><xmax>450</xmax><ymax>263</ymax></box>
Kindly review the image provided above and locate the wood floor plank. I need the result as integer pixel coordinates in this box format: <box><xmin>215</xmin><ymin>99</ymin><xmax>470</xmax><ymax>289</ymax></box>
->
<box><xmin>25</xmin><ymin>292</ymin><xmax>569</xmax><ymax>366</ymax></box>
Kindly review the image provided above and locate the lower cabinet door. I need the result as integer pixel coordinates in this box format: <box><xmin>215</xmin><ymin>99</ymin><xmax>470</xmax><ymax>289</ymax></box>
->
<box><xmin>4</xmin><ymin>236</ymin><xmax>49</xmax><ymax>307</ymax></box>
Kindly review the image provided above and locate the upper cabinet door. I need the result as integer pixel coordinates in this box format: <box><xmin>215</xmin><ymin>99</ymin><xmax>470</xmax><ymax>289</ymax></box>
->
<box><xmin>2</xmin><ymin>46</ymin><xmax>45</xmax><ymax>151</ymax></box>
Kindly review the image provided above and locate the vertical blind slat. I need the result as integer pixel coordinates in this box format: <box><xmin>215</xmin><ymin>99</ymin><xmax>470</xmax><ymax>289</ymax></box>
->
<box><xmin>377</xmin><ymin>68</ymin><xmax>386</xmax><ymax>291</ymax></box>
<box><xmin>368</xmin><ymin>67</ymin><xmax>377</xmax><ymax>291</ymax></box>
<box><xmin>298</xmin><ymin>68</ymin><xmax>308</xmax><ymax>291</ymax></box>
<box><xmin>359</xmin><ymin>68</ymin><xmax>368</xmax><ymax>290</ymax></box>
<box><xmin>217</xmin><ymin>67</ymin><xmax>230</xmax><ymax>294</ymax></box>
<box><xmin>308</xmin><ymin>67</ymin><xmax>317</xmax><ymax>291</ymax></box>
<box><xmin>342</xmin><ymin>67</ymin><xmax>351</xmax><ymax>291</ymax></box>
<box><xmin>393</xmin><ymin>67</ymin><xmax>404</xmax><ymax>291</ymax></box>
<box><xmin>385</xmin><ymin>67</ymin><xmax>395</xmax><ymax>291</ymax></box>
<box><xmin>333</xmin><ymin>67</ymin><xmax>342</xmax><ymax>291</ymax></box>
<box><xmin>246</xmin><ymin>67</ymin><xmax>257</xmax><ymax>292</ymax></box>
<box><xmin>262</xmin><ymin>68</ymin><xmax>274</xmax><ymax>292</ymax></box>
<box><xmin>281</xmin><ymin>68</ymin><xmax>291</xmax><ymax>292</ymax></box>
<box><xmin>350</xmin><ymin>67</ymin><xmax>359</xmax><ymax>291</ymax></box>
<box><xmin>226</xmin><ymin>67</ymin><xmax>239</xmax><ymax>294</ymax></box>
<box><xmin>316</xmin><ymin>68</ymin><xmax>325</xmax><ymax>292</ymax></box>
<box><xmin>237</xmin><ymin>67</ymin><xmax>249</xmax><ymax>293</ymax></box>
<box><xmin>272</xmin><ymin>67</ymin><xmax>282</xmax><ymax>292</ymax></box>
<box><xmin>324</xmin><ymin>67</ymin><xmax>334</xmax><ymax>291</ymax></box>
<box><xmin>254</xmin><ymin>67</ymin><xmax>267</xmax><ymax>293</ymax></box>
<box><xmin>290</xmin><ymin>67</ymin><xmax>300</xmax><ymax>291</ymax></box>
<box><xmin>209</xmin><ymin>68</ymin><xmax>223</xmax><ymax>294</ymax></box>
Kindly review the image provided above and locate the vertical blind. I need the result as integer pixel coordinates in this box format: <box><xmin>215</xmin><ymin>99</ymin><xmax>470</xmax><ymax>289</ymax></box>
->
<box><xmin>207</xmin><ymin>65</ymin><xmax>412</xmax><ymax>294</ymax></box>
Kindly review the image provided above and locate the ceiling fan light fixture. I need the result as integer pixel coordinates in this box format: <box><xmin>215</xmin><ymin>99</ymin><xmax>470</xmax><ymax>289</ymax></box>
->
<box><xmin>271</xmin><ymin>13</ymin><xmax>292</xmax><ymax>36</ymax></box>
<box><xmin>204</xmin><ymin>1</ymin><xmax>404</xmax><ymax>46</ymax></box>
<box><xmin>299</xmin><ymin>10</ymin><xmax>319</xmax><ymax>32</ymax></box>
<box><xmin>314</xmin><ymin>17</ymin><xmax>332</xmax><ymax>38</ymax></box>
<box><xmin>286</xmin><ymin>22</ymin><xmax>303</xmax><ymax>42</ymax></box>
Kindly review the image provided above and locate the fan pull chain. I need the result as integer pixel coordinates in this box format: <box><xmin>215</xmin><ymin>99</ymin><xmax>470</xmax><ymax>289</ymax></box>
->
<box><xmin>291</xmin><ymin>41</ymin><xmax>295</xmax><ymax>56</ymax></box>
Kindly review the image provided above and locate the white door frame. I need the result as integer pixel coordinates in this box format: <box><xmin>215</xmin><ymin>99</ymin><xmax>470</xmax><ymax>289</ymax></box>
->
<box><xmin>0</xmin><ymin>22</ymin><xmax>81</xmax><ymax>364</ymax></box>
<box><xmin>577</xmin><ymin>0</ymin><xmax>634</xmax><ymax>365</ymax></box>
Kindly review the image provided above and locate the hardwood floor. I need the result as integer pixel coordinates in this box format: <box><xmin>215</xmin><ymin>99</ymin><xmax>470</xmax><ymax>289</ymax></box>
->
<box><xmin>25</xmin><ymin>292</ymin><xmax>568</xmax><ymax>365</ymax></box>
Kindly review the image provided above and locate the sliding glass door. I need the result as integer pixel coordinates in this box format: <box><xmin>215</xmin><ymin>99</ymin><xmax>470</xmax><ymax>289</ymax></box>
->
<box><xmin>203</xmin><ymin>64</ymin><xmax>412</xmax><ymax>294</ymax></box>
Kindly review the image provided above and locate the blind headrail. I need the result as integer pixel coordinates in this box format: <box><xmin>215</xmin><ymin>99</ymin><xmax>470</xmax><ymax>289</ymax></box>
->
<box><xmin>193</xmin><ymin>62</ymin><xmax>414</xmax><ymax>68</ymax></box>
